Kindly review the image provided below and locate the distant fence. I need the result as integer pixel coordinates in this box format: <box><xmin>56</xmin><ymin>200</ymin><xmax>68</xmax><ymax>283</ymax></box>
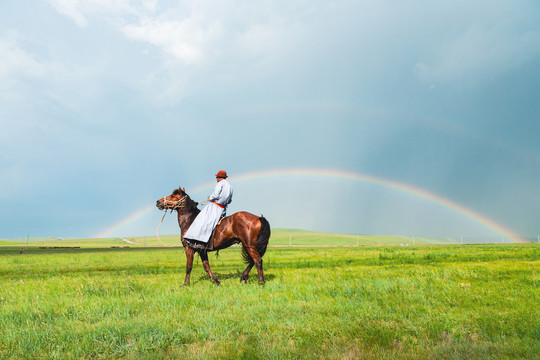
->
<box><xmin>270</xmin><ymin>234</ymin><xmax>540</xmax><ymax>246</ymax></box>
<box><xmin>1</xmin><ymin>234</ymin><xmax>539</xmax><ymax>248</ymax></box>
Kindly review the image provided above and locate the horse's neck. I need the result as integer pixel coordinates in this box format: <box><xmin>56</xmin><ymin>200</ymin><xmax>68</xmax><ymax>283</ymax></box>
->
<box><xmin>176</xmin><ymin>206</ymin><xmax>200</xmax><ymax>236</ymax></box>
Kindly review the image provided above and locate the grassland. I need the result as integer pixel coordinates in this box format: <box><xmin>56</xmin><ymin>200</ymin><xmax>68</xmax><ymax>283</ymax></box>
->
<box><xmin>0</xmin><ymin>234</ymin><xmax>538</xmax><ymax>359</ymax></box>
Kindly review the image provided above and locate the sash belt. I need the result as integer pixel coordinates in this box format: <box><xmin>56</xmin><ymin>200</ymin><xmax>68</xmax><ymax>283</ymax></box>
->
<box><xmin>212</xmin><ymin>201</ymin><xmax>226</xmax><ymax>208</ymax></box>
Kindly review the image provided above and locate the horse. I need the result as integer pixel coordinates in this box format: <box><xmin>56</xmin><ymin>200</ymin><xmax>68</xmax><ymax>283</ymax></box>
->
<box><xmin>156</xmin><ymin>187</ymin><xmax>271</xmax><ymax>286</ymax></box>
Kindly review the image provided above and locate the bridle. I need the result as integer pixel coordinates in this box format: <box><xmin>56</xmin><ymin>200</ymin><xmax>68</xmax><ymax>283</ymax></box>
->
<box><xmin>160</xmin><ymin>194</ymin><xmax>187</xmax><ymax>210</ymax></box>
<box><xmin>156</xmin><ymin>194</ymin><xmax>188</xmax><ymax>247</ymax></box>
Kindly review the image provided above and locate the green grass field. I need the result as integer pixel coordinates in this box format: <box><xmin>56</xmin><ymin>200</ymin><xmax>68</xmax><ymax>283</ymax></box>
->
<box><xmin>0</xmin><ymin>233</ymin><xmax>538</xmax><ymax>359</ymax></box>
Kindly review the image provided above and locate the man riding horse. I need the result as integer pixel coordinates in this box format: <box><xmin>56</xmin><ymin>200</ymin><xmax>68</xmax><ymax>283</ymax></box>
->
<box><xmin>156</xmin><ymin>172</ymin><xmax>270</xmax><ymax>285</ymax></box>
<box><xmin>183</xmin><ymin>170</ymin><xmax>233</xmax><ymax>250</ymax></box>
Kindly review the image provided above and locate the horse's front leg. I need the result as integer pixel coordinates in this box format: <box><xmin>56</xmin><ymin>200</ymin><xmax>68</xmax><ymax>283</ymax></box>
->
<box><xmin>183</xmin><ymin>246</ymin><xmax>194</xmax><ymax>286</ymax></box>
<box><xmin>200</xmin><ymin>252</ymin><xmax>220</xmax><ymax>286</ymax></box>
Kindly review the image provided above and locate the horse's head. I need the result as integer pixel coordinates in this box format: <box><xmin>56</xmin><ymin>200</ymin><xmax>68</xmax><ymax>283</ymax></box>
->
<box><xmin>156</xmin><ymin>187</ymin><xmax>189</xmax><ymax>210</ymax></box>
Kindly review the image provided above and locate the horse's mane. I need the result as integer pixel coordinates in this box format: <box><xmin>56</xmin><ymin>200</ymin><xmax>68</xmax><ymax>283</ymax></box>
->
<box><xmin>172</xmin><ymin>188</ymin><xmax>199</xmax><ymax>212</ymax></box>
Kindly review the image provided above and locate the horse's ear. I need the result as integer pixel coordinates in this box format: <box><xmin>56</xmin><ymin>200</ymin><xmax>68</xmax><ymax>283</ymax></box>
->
<box><xmin>182</xmin><ymin>188</ymin><xmax>185</xmax><ymax>192</ymax></box>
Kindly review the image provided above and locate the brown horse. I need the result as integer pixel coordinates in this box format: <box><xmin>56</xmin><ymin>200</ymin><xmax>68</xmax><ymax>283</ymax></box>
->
<box><xmin>156</xmin><ymin>187</ymin><xmax>271</xmax><ymax>286</ymax></box>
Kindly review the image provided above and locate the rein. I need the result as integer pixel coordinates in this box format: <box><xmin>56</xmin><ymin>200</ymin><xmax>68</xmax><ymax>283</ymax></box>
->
<box><xmin>156</xmin><ymin>195</ymin><xmax>187</xmax><ymax>247</ymax></box>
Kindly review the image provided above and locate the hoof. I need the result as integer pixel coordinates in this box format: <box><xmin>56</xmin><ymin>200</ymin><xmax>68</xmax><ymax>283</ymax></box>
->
<box><xmin>213</xmin><ymin>279</ymin><xmax>221</xmax><ymax>286</ymax></box>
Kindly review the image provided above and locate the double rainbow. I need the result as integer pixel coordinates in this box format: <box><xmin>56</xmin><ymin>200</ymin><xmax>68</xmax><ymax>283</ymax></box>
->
<box><xmin>95</xmin><ymin>168</ymin><xmax>523</xmax><ymax>242</ymax></box>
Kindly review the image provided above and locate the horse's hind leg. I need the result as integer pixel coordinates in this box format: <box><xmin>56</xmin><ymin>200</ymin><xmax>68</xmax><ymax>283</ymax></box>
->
<box><xmin>240</xmin><ymin>263</ymin><xmax>254</xmax><ymax>283</ymax></box>
<box><xmin>245</xmin><ymin>247</ymin><xmax>265</xmax><ymax>285</ymax></box>
<box><xmin>200</xmin><ymin>252</ymin><xmax>220</xmax><ymax>286</ymax></box>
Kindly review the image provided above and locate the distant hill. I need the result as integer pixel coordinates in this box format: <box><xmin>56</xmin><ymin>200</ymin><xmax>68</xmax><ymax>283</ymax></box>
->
<box><xmin>0</xmin><ymin>230</ymin><xmax>464</xmax><ymax>248</ymax></box>
<box><xmin>269</xmin><ymin>229</ymin><xmax>458</xmax><ymax>246</ymax></box>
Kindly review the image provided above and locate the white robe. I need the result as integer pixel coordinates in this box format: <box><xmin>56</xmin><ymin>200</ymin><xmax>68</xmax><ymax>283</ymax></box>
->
<box><xmin>184</xmin><ymin>179</ymin><xmax>233</xmax><ymax>243</ymax></box>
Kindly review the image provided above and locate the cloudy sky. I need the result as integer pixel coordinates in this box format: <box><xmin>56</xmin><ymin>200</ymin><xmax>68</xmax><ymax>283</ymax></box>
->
<box><xmin>1</xmin><ymin>0</ymin><xmax>539</xmax><ymax>240</ymax></box>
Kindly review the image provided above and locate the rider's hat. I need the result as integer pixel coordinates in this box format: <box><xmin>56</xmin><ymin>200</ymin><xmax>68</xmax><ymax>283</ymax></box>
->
<box><xmin>215</xmin><ymin>170</ymin><xmax>228</xmax><ymax>178</ymax></box>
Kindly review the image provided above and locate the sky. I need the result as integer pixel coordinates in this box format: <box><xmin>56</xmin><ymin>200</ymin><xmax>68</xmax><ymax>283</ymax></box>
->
<box><xmin>1</xmin><ymin>0</ymin><xmax>539</xmax><ymax>241</ymax></box>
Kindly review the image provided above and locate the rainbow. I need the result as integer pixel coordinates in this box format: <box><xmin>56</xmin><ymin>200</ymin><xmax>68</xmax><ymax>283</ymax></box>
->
<box><xmin>95</xmin><ymin>168</ymin><xmax>524</xmax><ymax>242</ymax></box>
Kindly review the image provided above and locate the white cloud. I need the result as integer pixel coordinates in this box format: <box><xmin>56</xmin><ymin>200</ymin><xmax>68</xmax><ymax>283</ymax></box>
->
<box><xmin>0</xmin><ymin>33</ymin><xmax>94</xmax><ymax>100</ymax></box>
<box><xmin>0</xmin><ymin>36</ymin><xmax>47</xmax><ymax>108</ymax></box>
<box><xmin>122</xmin><ymin>17</ymin><xmax>221</xmax><ymax>64</ymax></box>
<box><xmin>49</xmin><ymin>0</ymin><xmax>90</xmax><ymax>27</ymax></box>
<box><xmin>49</xmin><ymin>0</ymin><xmax>306</xmax><ymax>66</ymax></box>
<box><xmin>0</xmin><ymin>37</ymin><xmax>45</xmax><ymax>80</ymax></box>
<box><xmin>48</xmin><ymin>0</ymin><xmax>152</xmax><ymax>27</ymax></box>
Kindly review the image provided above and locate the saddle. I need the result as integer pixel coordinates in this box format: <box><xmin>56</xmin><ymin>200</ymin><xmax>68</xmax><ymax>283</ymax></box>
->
<box><xmin>185</xmin><ymin>238</ymin><xmax>213</xmax><ymax>252</ymax></box>
<box><xmin>185</xmin><ymin>215</ymin><xmax>226</xmax><ymax>253</ymax></box>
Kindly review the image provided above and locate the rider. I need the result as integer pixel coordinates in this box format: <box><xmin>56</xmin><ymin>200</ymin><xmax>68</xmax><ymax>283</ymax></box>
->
<box><xmin>183</xmin><ymin>170</ymin><xmax>233</xmax><ymax>247</ymax></box>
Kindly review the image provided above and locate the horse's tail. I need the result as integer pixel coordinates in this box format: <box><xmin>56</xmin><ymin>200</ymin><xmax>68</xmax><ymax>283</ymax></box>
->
<box><xmin>256</xmin><ymin>216</ymin><xmax>271</xmax><ymax>258</ymax></box>
<box><xmin>242</xmin><ymin>216</ymin><xmax>271</xmax><ymax>264</ymax></box>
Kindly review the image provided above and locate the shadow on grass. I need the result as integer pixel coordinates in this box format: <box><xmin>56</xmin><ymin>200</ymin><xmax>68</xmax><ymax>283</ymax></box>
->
<box><xmin>194</xmin><ymin>271</ymin><xmax>276</xmax><ymax>284</ymax></box>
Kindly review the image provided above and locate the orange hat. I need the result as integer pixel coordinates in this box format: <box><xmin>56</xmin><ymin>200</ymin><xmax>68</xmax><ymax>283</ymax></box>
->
<box><xmin>215</xmin><ymin>170</ymin><xmax>228</xmax><ymax>178</ymax></box>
